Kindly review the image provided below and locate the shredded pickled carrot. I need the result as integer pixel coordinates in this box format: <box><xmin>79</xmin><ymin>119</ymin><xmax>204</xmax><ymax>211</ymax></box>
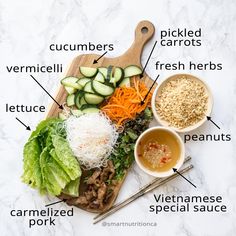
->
<box><xmin>101</xmin><ymin>77</ymin><xmax>153</xmax><ymax>126</ymax></box>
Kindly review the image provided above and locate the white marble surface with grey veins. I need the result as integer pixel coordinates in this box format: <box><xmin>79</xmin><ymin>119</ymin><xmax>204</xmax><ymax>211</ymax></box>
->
<box><xmin>0</xmin><ymin>0</ymin><xmax>236</xmax><ymax>236</ymax></box>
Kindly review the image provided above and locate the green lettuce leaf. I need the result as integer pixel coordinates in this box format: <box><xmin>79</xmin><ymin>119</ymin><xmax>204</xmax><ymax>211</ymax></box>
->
<box><xmin>29</xmin><ymin>118</ymin><xmax>61</xmax><ymax>140</ymax></box>
<box><xmin>40</xmin><ymin>148</ymin><xmax>60</xmax><ymax>195</ymax></box>
<box><xmin>22</xmin><ymin>118</ymin><xmax>81</xmax><ymax>197</ymax></box>
<box><xmin>22</xmin><ymin>137</ymin><xmax>44</xmax><ymax>191</ymax></box>
<box><xmin>40</xmin><ymin>148</ymin><xmax>71</xmax><ymax>196</ymax></box>
<box><xmin>51</xmin><ymin>135</ymin><xmax>81</xmax><ymax>180</ymax></box>
<box><xmin>62</xmin><ymin>178</ymin><xmax>80</xmax><ymax>197</ymax></box>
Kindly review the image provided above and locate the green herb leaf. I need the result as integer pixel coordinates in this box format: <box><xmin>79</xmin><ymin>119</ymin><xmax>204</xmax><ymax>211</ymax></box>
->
<box><xmin>127</xmin><ymin>131</ymin><xmax>138</xmax><ymax>140</ymax></box>
<box><xmin>109</xmin><ymin>108</ymin><xmax>153</xmax><ymax>179</ymax></box>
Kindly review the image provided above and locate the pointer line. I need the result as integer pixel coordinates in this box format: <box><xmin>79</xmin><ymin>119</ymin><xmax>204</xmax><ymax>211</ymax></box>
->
<box><xmin>30</xmin><ymin>75</ymin><xmax>62</xmax><ymax>109</ymax></box>
<box><xmin>209</xmin><ymin>119</ymin><xmax>220</xmax><ymax>129</ymax></box>
<box><xmin>141</xmin><ymin>74</ymin><xmax>160</xmax><ymax>104</ymax></box>
<box><xmin>15</xmin><ymin>117</ymin><xmax>30</xmax><ymax>130</ymax></box>
<box><xmin>175</xmin><ymin>170</ymin><xmax>197</xmax><ymax>188</ymax></box>
<box><xmin>15</xmin><ymin>117</ymin><xmax>27</xmax><ymax>128</ymax></box>
<box><xmin>141</xmin><ymin>40</ymin><xmax>157</xmax><ymax>77</ymax></box>
<box><xmin>96</xmin><ymin>51</ymin><xmax>108</xmax><ymax>61</ymax></box>
<box><xmin>45</xmin><ymin>200</ymin><xmax>65</xmax><ymax>207</ymax></box>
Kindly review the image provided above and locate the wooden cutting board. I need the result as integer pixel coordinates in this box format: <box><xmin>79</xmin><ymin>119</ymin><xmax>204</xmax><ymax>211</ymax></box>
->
<box><xmin>46</xmin><ymin>20</ymin><xmax>155</xmax><ymax>118</ymax></box>
<box><xmin>46</xmin><ymin>20</ymin><xmax>155</xmax><ymax>213</ymax></box>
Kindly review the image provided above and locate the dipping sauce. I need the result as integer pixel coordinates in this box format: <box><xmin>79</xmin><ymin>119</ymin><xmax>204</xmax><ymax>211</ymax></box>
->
<box><xmin>137</xmin><ymin>129</ymin><xmax>180</xmax><ymax>172</ymax></box>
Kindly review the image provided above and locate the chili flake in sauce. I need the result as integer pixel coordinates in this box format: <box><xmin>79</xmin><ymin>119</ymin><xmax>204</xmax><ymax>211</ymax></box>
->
<box><xmin>143</xmin><ymin>141</ymin><xmax>172</xmax><ymax>169</ymax></box>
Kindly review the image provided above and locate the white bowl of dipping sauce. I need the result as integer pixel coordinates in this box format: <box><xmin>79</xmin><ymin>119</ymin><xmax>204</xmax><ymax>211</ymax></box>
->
<box><xmin>134</xmin><ymin>127</ymin><xmax>185</xmax><ymax>177</ymax></box>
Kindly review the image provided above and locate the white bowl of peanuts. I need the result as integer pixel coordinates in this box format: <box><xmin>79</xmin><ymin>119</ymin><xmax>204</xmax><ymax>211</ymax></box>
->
<box><xmin>151</xmin><ymin>73</ymin><xmax>213</xmax><ymax>133</ymax></box>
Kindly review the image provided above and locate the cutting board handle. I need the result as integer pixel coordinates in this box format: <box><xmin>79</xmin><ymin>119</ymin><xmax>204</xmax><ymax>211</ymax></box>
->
<box><xmin>122</xmin><ymin>20</ymin><xmax>155</xmax><ymax>65</ymax></box>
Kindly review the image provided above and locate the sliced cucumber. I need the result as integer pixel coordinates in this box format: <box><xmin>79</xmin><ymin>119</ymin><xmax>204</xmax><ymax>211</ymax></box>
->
<box><xmin>114</xmin><ymin>67</ymin><xmax>124</xmax><ymax>83</ymax></box>
<box><xmin>124</xmin><ymin>65</ymin><xmax>142</xmax><ymax>77</ymax></box>
<box><xmin>83</xmin><ymin>107</ymin><xmax>100</xmax><ymax>114</ymax></box>
<box><xmin>64</xmin><ymin>86</ymin><xmax>77</xmax><ymax>94</ymax></box>
<box><xmin>84</xmin><ymin>93</ymin><xmax>104</xmax><ymax>105</ymax></box>
<box><xmin>75</xmin><ymin>91</ymin><xmax>85</xmax><ymax>109</ymax></box>
<box><xmin>94</xmin><ymin>72</ymin><xmax>105</xmax><ymax>83</ymax></box>
<box><xmin>92</xmin><ymin>80</ymin><xmax>114</xmax><ymax>96</ymax></box>
<box><xmin>107</xmin><ymin>65</ymin><xmax>113</xmax><ymax>80</ymax></box>
<box><xmin>61</xmin><ymin>76</ymin><xmax>78</xmax><ymax>85</ymax></box>
<box><xmin>81</xmin><ymin>104</ymin><xmax>100</xmax><ymax>114</ymax></box>
<box><xmin>77</xmin><ymin>78</ymin><xmax>91</xmax><ymax>87</ymax></box>
<box><xmin>109</xmin><ymin>77</ymin><xmax>117</xmax><ymax>87</ymax></box>
<box><xmin>66</xmin><ymin>94</ymin><xmax>75</xmax><ymax>106</ymax></box>
<box><xmin>79</xmin><ymin>67</ymin><xmax>98</xmax><ymax>78</ymax></box>
<box><xmin>84</xmin><ymin>81</ymin><xmax>94</xmax><ymax>93</ymax></box>
<box><xmin>119</xmin><ymin>77</ymin><xmax>130</xmax><ymax>87</ymax></box>
<box><xmin>109</xmin><ymin>67</ymin><xmax>124</xmax><ymax>87</ymax></box>
<box><xmin>80</xmin><ymin>104</ymin><xmax>96</xmax><ymax>110</ymax></box>
<box><xmin>58</xmin><ymin>112</ymin><xmax>67</xmax><ymax>120</ymax></box>
<box><xmin>80</xmin><ymin>96</ymin><xmax>87</xmax><ymax>106</ymax></box>
<box><xmin>84</xmin><ymin>81</ymin><xmax>95</xmax><ymax>94</ymax></box>
<box><xmin>61</xmin><ymin>76</ymin><xmax>82</xmax><ymax>89</ymax></box>
<box><xmin>71</xmin><ymin>109</ymin><xmax>83</xmax><ymax>117</ymax></box>
<box><xmin>98</xmin><ymin>67</ymin><xmax>108</xmax><ymax>78</ymax></box>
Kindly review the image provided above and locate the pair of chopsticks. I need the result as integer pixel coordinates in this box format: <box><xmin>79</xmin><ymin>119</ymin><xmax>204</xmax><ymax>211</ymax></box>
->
<box><xmin>93</xmin><ymin>156</ymin><xmax>193</xmax><ymax>224</ymax></box>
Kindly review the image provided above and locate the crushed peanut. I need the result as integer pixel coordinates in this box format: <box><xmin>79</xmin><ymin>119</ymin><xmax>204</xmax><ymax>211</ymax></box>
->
<box><xmin>155</xmin><ymin>76</ymin><xmax>208</xmax><ymax>129</ymax></box>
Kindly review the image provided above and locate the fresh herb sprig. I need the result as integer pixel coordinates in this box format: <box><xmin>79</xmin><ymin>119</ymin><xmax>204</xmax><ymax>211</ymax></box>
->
<box><xmin>110</xmin><ymin>108</ymin><xmax>153</xmax><ymax>180</ymax></box>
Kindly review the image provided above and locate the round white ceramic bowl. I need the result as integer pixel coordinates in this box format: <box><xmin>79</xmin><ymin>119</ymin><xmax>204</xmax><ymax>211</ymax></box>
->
<box><xmin>151</xmin><ymin>74</ymin><xmax>213</xmax><ymax>133</ymax></box>
<box><xmin>134</xmin><ymin>126</ymin><xmax>185</xmax><ymax>177</ymax></box>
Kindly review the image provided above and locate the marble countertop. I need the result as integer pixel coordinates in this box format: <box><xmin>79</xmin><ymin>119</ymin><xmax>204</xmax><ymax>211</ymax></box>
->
<box><xmin>0</xmin><ymin>0</ymin><xmax>236</xmax><ymax>235</ymax></box>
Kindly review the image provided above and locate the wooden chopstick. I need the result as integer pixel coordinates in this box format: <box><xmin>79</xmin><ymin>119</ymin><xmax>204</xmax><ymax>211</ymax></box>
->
<box><xmin>94</xmin><ymin>155</ymin><xmax>191</xmax><ymax>220</ymax></box>
<box><xmin>93</xmin><ymin>162</ymin><xmax>193</xmax><ymax>224</ymax></box>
